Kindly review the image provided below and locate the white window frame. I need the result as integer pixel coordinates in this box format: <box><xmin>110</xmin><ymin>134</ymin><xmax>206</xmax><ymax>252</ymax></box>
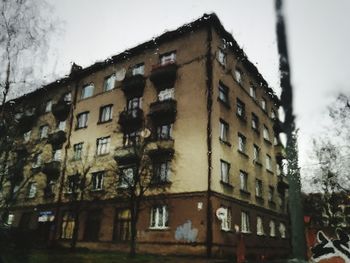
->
<box><xmin>96</xmin><ymin>136</ymin><xmax>110</xmax><ymax>156</ymax></box>
<box><xmin>220</xmin><ymin>160</ymin><xmax>230</xmax><ymax>184</ymax></box>
<box><xmin>6</xmin><ymin>213</ymin><xmax>14</xmax><ymax>226</ymax></box>
<box><xmin>240</xmin><ymin>171</ymin><xmax>248</xmax><ymax>191</ymax></box>
<box><xmin>261</xmin><ymin>98</ymin><xmax>267</xmax><ymax>111</ymax></box>
<box><xmin>236</xmin><ymin>99</ymin><xmax>245</xmax><ymax>117</ymax></box>
<box><xmin>23</xmin><ymin>130</ymin><xmax>31</xmax><ymax>142</ymax></box>
<box><xmin>263</xmin><ymin>126</ymin><xmax>270</xmax><ymax>141</ymax></box>
<box><xmin>77</xmin><ymin>112</ymin><xmax>89</xmax><ymax>129</ymax></box>
<box><xmin>33</xmin><ymin>154</ymin><xmax>42</xmax><ymax>168</ymax></box>
<box><xmin>153</xmin><ymin>161</ymin><xmax>171</xmax><ymax>183</ymax></box>
<box><xmin>234</xmin><ymin>69</ymin><xmax>242</xmax><ymax>84</ymax></box>
<box><xmin>73</xmin><ymin>143</ymin><xmax>83</xmax><ymax>160</ymax></box>
<box><xmin>220</xmin><ymin>207</ymin><xmax>232</xmax><ymax>231</ymax></box>
<box><xmin>64</xmin><ymin>92</ymin><xmax>72</xmax><ymax>102</ymax></box>
<box><xmin>257</xmin><ymin>216</ymin><xmax>264</xmax><ymax>236</ymax></box>
<box><xmin>57</xmin><ymin>121</ymin><xmax>66</xmax><ymax>131</ymax></box>
<box><xmin>279</xmin><ymin>223</ymin><xmax>286</xmax><ymax>238</ymax></box>
<box><xmin>39</xmin><ymin>125</ymin><xmax>49</xmax><ymax>139</ymax></box>
<box><xmin>241</xmin><ymin>211</ymin><xmax>250</xmax><ymax>233</ymax></box>
<box><xmin>92</xmin><ymin>172</ymin><xmax>104</xmax><ymax>191</ymax></box>
<box><xmin>238</xmin><ymin>134</ymin><xmax>246</xmax><ymax>153</ymax></box>
<box><xmin>255</xmin><ymin>179</ymin><xmax>263</xmax><ymax>198</ymax></box>
<box><xmin>253</xmin><ymin>144</ymin><xmax>260</xmax><ymax>163</ymax></box>
<box><xmin>218</xmin><ymin>83</ymin><xmax>229</xmax><ymax>104</ymax></box>
<box><xmin>160</xmin><ymin>52</ymin><xmax>176</xmax><ymax>65</ymax></box>
<box><xmin>53</xmin><ymin>149</ymin><xmax>62</xmax><ymax>161</ymax></box>
<box><xmin>269</xmin><ymin>220</ymin><xmax>276</xmax><ymax>237</ymax></box>
<box><xmin>158</xmin><ymin>88</ymin><xmax>174</xmax><ymax>101</ymax></box>
<box><xmin>268</xmin><ymin>186</ymin><xmax>274</xmax><ymax>202</ymax></box>
<box><xmin>249</xmin><ymin>86</ymin><xmax>256</xmax><ymax>99</ymax></box>
<box><xmin>220</xmin><ymin>120</ymin><xmax>229</xmax><ymax>142</ymax></box>
<box><xmin>132</xmin><ymin>64</ymin><xmax>145</xmax><ymax>76</ymax></box>
<box><xmin>81</xmin><ymin>84</ymin><xmax>94</xmax><ymax>99</ymax></box>
<box><xmin>103</xmin><ymin>74</ymin><xmax>116</xmax><ymax>92</ymax></box>
<box><xmin>217</xmin><ymin>49</ymin><xmax>226</xmax><ymax>66</ymax></box>
<box><xmin>99</xmin><ymin>105</ymin><xmax>113</xmax><ymax>123</ymax></box>
<box><xmin>119</xmin><ymin>167</ymin><xmax>135</xmax><ymax>188</ymax></box>
<box><xmin>27</xmin><ymin>182</ymin><xmax>37</xmax><ymax>198</ymax></box>
<box><xmin>157</xmin><ymin>123</ymin><xmax>173</xmax><ymax>140</ymax></box>
<box><xmin>45</xmin><ymin>100</ymin><xmax>52</xmax><ymax>113</ymax></box>
<box><xmin>252</xmin><ymin>113</ymin><xmax>259</xmax><ymax>130</ymax></box>
<box><xmin>266</xmin><ymin>154</ymin><xmax>272</xmax><ymax>171</ymax></box>
<box><xmin>150</xmin><ymin>205</ymin><xmax>169</xmax><ymax>229</ymax></box>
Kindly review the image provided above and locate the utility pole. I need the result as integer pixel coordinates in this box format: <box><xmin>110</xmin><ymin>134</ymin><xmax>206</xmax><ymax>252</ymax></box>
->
<box><xmin>274</xmin><ymin>0</ymin><xmax>307</xmax><ymax>260</ymax></box>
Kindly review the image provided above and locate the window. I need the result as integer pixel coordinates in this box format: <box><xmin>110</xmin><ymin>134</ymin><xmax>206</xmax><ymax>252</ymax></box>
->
<box><xmin>33</xmin><ymin>154</ymin><xmax>42</xmax><ymax>168</ymax></box>
<box><xmin>219</xmin><ymin>120</ymin><xmax>229</xmax><ymax>143</ymax></box>
<box><xmin>45</xmin><ymin>100</ymin><xmax>52</xmax><ymax>113</ymax></box>
<box><xmin>153</xmin><ymin>161</ymin><xmax>171</xmax><ymax>184</ymax></box>
<box><xmin>114</xmin><ymin>209</ymin><xmax>131</xmax><ymax>241</ymax></box>
<box><xmin>81</xmin><ymin>84</ymin><xmax>94</xmax><ymax>99</ymax></box>
<box><xmin>271</xmin><ymin>110</ymin><xmax>276</xmax><ymax>119</ymax></box>
<box><xmin>53</xmin><ymin>150</ymin><xmax>62</xmax><ymax>161</ymax></box>
<box><xmin>64</xmin><ymin>92</ymin><xmax>72</xmax><ymax>102</ymax></box>
<box><xmin>236</xmin><ymin>99</ymin><xmax>245</xmax><ymax>118</ymax></box>
<box><xmin>279</xmin><ymin>223</ymin><xmax>286</xmax><ymax>238</ymax></box>
<box><xmin>76</xmin><ymin>112</ymin><xmax>89</xmax><ymax>129</ymax></box>
<box><xmin>61</xmin><ymin>211</ymin><xmax>75</xmax><ymax>239</ymax></box>
<box><xmin>27</xmin><ymin>182</ymin><xmax>37</xmax><ymax>198</ymax></box>
<box><xmin>249</xmin><ymin>86</ymin><xmax>256</xmax><ymax>99</ymax></box>
<box><xmin>217</xmin><ymin>49</ymin><xmax>226</xmax><ymax>66</ymax></box>
<box><xmin>150</xmin><ymin>205</ymin><xmax>169</xmax><ymax>229</ymax></box>
<box><xmin>132</xmin><ymin>63</ymin><xmax>144</xmax><ymax>76</ymax></box>
<box><xmin>73</xmin><ymin>143</ymin><xmax>83</xmax><ymax>160</ymax></box>
<box><xmin>240</xmin><ymin>171</ymin><xmax>248</xmax><ymax>192</ymax></box>
<box><xmin>261</xmin><ymin>98</ymin><xmax>267</xmax><ymax>111</ymax></box>
<box><xmin>67</xmin><ymin>175</ymin><xmax>78</xmax><ymax>193</ymax></box>
<box><xmin>251</xmin><ymin>113</ymin><xmax>259</xmax><ymax>131</ymax></box>
<box><xmin>124</xmin><ymin>131</ymin><xmax>140</xmax><ymax>146</ymax></box>
<box><xmin>274</xmin><ymin>136</ymin><xmax>278</xmax><ymax>146</ymax></box>
<box><xmin>158</xmin><ymin>88</ymin><xmax>174</xmax><ymax>101</ymax></box>
<box><xmin>266</xmin><ymin>155</ymin><xmax>272</xmax><ymax>171</ymax></box>
<box><xmin>57</xmin><ymin>121</ymin><xmax>66</xmax><ymax>131</ymax></box>
<box><xmin>99</xmin><ymin>105</ymin><xmax>113</xmax><ymax>123</ymax></box>
<box><xmin>6</xmin><ymin>213</ymin><xmax>14</xmax><ymax>226</ymax></box>
<box><xmin>96</xmin><ymin>136</ymin><xmax>110</xmax><ymax>155</ymax></box>
<box><xmin>269</xmin><ymin>220</ymin><xmax>276</xmax><ymax>237</ymax></box>
<box><xmin>255</xmin><ymin>179</ymin><xmax>263</xmax><ymax>198</ymax></box>
<box><xmin>119</xmin><ymin>167</ymin><xmax>134</xmax><ymax>188</ymax></box>
<box><xmin>218</xmin><ymin>82</ymin><xmax>229</xmax><ymax>105</ymax></box>
<box><xmin>220</xmin><ymin>160</ymin><xmax>230</xmax><ymax>184</ymax></box>
<box><xmin>268</xmin><ymin>186</ymin><xmax>274</xmax><ymax>202</ymax></box>
<box><xmin>92</xmin><ymin>172</ymin><xmax>104</xmax><ymax>191</ymax></box>
<box><xmin>234</xmin><ymin>69</ymin><xmax>242</xmax><ymax>84</ymax></box>
<box><xmin>257</xmin><ymin>216</ymin><xmax>264</xmax><ymax>236</ymax></box>
<box><xmin>241</xmin><ymin>211</ymin><xmax>250</xmax><ymax>233</ymax></box>
<box><xmin>103</xmin><ymin>74</ymin><xmax>116</xmax><ymax>92</ymax></box>
<box><xmin>83</xmin><ymin>210</ymin><xmax>101</xmax><ymax>241</ymax></box>
<box><xmin>39</xmin><ymin>125</ymin><xmax>49</xmax><ymax>139</ymax></box>
<box><xmin>276</xmin><ymin>163</ymin><xmax>282</xmax><ymax>176</ymax></box>
<box><xmin>238</xmin><ymin>133</ymin><xmax>246</xmax><ymax>153</ymax></box>
<box><xmin>263</xmin><ymin>125</ymin><xmax>270</xmax><ymax>141</ymax></box>
<box><xmin>157</xmin><ymin>124</ymin><xmax>172</xmax><ymax>140</ymax></box>
<box><xmin>253</xmin><ymin>144</ymin><xmax>260</xmax><ymax>163</ymax></box>
<box><xmin>23</xmin><ymin>130</ymin><xmax>31</xmax><ymax>142</ymax></box>
<box><xmin>220</xmin><ymin>207</ymin><xmax>232</xmax><ymax>231</ymax></box>
<box><xmin>160</xmin><ymin>52</ymin><xmax>176</xmax><ymax>65</ymax></box>
<box><xmin>127</xmin><ymin>97</ymin><xmax>142</xmax><ymax>116</ymax></box>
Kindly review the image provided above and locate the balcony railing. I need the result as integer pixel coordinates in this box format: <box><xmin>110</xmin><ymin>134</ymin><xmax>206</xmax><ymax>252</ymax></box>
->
<box><xmin>52</xmin><ymin>101</ymin><xmax>71</xmax><ymax>121</ymax></box>
<box><xmin>114</xmin><ymin>145</ymin><xmax>139</xmax><ymax>165</ymax></box>
<box><xmin>121</xmin><ymin>74</ymin><xmax>146</xmax><ymax>99</ymax></box>
<box><xmin>48</xmin><ymin>130</ymin><xmax>67</xmax><ymax>150</ymax></box>
<box><xmin>149</xmin><ymin>99</ymin><xmax>177</xmax><ymax>124</ymax></box>
<box><xmin>118</xmin><ymin>108</ymin><xmax>144</xmax><ymax>133</ymax></box>
<box><xmin>150</xmin><ymin>62</ymin><xmax>177</xmax><ymax>92</ymax></box>
<box><xmin>146</xmin><ymin>139</ymin><xmax>174</xmax><ymax>159</ymax></box>
<box><xmin>42</xmin><ymin>161</ymin><xmax>61</xmax><ymax>181</ymax></box>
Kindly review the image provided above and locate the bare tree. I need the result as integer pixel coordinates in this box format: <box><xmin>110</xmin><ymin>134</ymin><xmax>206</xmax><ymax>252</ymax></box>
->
<box><xmin>0</xmin><ymin>0</ymin><xmax>56</xmax><ymax>225</ymax></box>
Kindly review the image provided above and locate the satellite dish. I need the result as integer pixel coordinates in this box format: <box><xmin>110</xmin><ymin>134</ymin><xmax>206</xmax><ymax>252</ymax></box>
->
<box><xmin>216</xmin><ymin>207</ymin><xmax>227</xmax><ymax>220</ymax></box>
<box><xmin>115</xmin><ymin>68</ymin><xmax>126</xmax><ymax>81</ymax></box>
<box><xmin>140</xmin><ymin>128</ymin><xmax>151</xmax><ymax>138</ymax></box>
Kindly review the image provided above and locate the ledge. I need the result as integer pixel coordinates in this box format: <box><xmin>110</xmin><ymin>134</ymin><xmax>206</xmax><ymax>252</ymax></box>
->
<box><xmin>263</xmin><ymin>138</ymin><xmax>272</xmax><ymax>145</ymax></box>
<box><xmin>217</xmin><ymin>97</ymin><xmax>230</xmax><ymax>109</ymax></box>
<box><xmin>238</xmin><ymin>150</ymin><xmax>249</xmax><ymax>158</ymax></box>
<box><xmin>253</xmin><ymin>161</ymin><xmax>262</xmax><ymax>167</ymax></box>
<box><xmin>266</xmin><ymin>169</ymin><xmax>274</xmax><ymax>175</ymax></box>
<box><xmin>240</xmin><ymin>189</ymin><xmax>251</xmax><ymax>196</ymax></box>
<box><xmin>220</xmin><ymin>180</ymin><xmax>233</xmax><ymax>189</ymax></box>
<box><xmin>236</xmin><ymin>113</ymin><xmax>247</xmax><ymax>123</ymax></box>
<box><xmin>97</xmin><ymin>119</ymin><xmax>113</xmax><ymax>125</ymax></box>
<box><xmin>219</xmin><ymin>138</ymin><xmax>231</xmax><ymax>147</ymax></box>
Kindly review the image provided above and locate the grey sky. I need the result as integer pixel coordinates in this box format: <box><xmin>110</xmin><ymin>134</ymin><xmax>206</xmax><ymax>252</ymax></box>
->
<box><xmin>45</xmin><ymin>0</ymin><xmax>350</xmax><ymax>187</ymax></box>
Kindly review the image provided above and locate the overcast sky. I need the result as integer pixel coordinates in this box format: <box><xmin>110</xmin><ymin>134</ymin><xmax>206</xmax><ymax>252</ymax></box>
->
<box><xmin>45</xmin><ymin>0</ymin><xmax>350</xmax><ymax>190</ymax></box>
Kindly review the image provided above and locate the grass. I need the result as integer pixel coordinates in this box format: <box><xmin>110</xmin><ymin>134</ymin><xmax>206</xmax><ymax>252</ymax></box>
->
<box><xmin>0</xmin><ymin>248</ymin><xmax>227</xmax><ymax>263</ymax></box>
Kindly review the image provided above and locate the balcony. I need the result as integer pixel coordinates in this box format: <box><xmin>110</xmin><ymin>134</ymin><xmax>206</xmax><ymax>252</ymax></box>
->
<box><xmin>17</xmin><ymin>110</ymin><xmax>37</xmax><ymax>133</ymax></box>
<box><xmin>52</xmin><ymin>100</ymin><xmax>71</xmax><ymax>121</ymax></box>
<box><xmin>8</xmin><ymin>161</ymin><xmax>25</xmax><ymax>184</ymax></box>
<box><xmin>42</xmin><ymin>161</ymin><xmax>61</xmax><ymax>181</ymax></box>
<box><xmin>48</xmin><ymin>130</ymin><xmax>67</xmax><ymax>150</ymax></box>
<box><xmin>277</xmin><ymin>175</ymin><xmax>289</xmax><ymax>194</ymax></box>
<box><xmin>150</xmin><ymin>63</ymin><xmax>177</xmax><ymax>92</ymax></box>
<box><xmin>118</xmin><ymin>109</ymin><xmax>144</xmax><ymax>133</ymax></box>
<box><xmin>121</xmin><ymin>75</ymin><xmax>146</xmax><ymax>99</ymax></box>
<box><xmin>146</xmin><ymin>139</ymin><xmax>174</xmax><ymax>159</ymax></box>
<box><xmin>149</xmin><ymin>99</ymin><xmax>177</xmax><ymax>124</ymax></box>
<box><xmin>114</xmin><ymin>146</ymin><xmax>139</xmax><ymax>165</ymax></box>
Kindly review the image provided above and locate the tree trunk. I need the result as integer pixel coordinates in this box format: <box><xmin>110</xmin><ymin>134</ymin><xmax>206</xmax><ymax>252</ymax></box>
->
<box><xmin>129</xmin><ymin>198</ymin><xmax>139</xmax><ymax>257</ymax></box>
<box><xmin>70</xmin><ymin>205</ymin><xmax>80</xmax><ymax>251</ymax></box>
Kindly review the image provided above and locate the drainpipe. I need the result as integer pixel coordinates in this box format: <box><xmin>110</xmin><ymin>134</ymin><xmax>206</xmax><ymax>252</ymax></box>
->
<box><xmin>205</xmin><ymin>24</ymin><xmax>213</xmax><ymax>259</ymax></box>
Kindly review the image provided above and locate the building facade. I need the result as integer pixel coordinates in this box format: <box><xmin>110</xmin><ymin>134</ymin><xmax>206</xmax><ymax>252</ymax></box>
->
<box><xmin>2</xmin><ymin>14</ymin><xmax>290</xmax><ymax>259</ymax></box>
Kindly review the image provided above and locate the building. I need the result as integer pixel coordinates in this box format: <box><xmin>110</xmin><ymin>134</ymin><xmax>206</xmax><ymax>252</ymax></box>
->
<box><xmin>1</xmin><ymin>13</ymin><xmax>290</xmax><ymax>260</ymax></box>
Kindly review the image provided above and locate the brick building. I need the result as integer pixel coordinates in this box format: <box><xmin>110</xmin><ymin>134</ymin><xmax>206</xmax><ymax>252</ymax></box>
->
<box><xmin>2</xmin><ymin>13</ymin><xmax>290</xmax><ymax>259</ymax></box>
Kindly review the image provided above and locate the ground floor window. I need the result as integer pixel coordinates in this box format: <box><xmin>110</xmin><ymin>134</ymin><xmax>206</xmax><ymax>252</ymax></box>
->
<box><xmin>150</xmin><ymin>205</ymin><xmax>168</xmax><ymax>229</ymax></box>
<box><xmin>61</xmin><ymin>211</ymin><xmax>75</xmax><ymax>239</ymax></box>
<box><xmin>113</xmin><ymin>209</ymin><xmax>131</xmax><ymax>242</ymax></box>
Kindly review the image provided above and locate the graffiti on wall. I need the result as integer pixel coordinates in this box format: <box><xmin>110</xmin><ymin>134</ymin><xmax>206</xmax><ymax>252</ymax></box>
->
<box><xmin>175</xmin><ymin>220</ymin><xmax>198</xmax><ymax>243</ymax></box>
<box><xmin>311</xmin><ymin>229</ymin><xmax>350</xmax><ymax>262</ymax></box>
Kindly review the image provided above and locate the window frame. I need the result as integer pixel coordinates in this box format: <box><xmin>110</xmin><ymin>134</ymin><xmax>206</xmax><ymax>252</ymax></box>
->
<box><xmin>99</xmin><ymin>104</ymin><xmax>113</xmax><ymax>123</ymax></box>
<box><xmin>217</xmin><ymin>49</ymin><xmax>226</xmax><ymax>66</ymax></box>
<box><xmin>218</xmin><ymin>82</ymin><xmax>229</xmax><ymax>105</ymax></box>
<box><xmin>220</xmin><ymin>207</ymin><xmax>232</xmax><ymax>231</ymax></box>
<box><xmin>241</xmin><ymin>211</ymin><xmax>251</xmax><ymax>233</ymax></box>
<box><xmin>219</xmin><ymin>119</ymin><xmax>229</xmax><ymax>143</ymax></box>
<box><xmin>39</xmin><ymin>125</ymin><xmax>49</xmax><ymax>139</ymax></box>
<box><xmin>256</xmin><ymin>216</ymin><xmax>265</xmax><ymax>236</ymax></box>
<box><xmin>45</xmin><ymin>100</ymin><xmax>52</xmax><ymax>113</ymax></box>
<box><xmin>239</xmin><ymin>170</ymin><xmax>248</xmax><ymax>192</ymax></box>
<box><xmin>251</xmin><ymin>113</ymin><xmax>259</xmax><ymax>131</ymax></box>
<box><xmin>96</xmin><ymin>136</ymin><xmax>111</xmax><ymax>156</ymax></box>
<box><xmin>234</xmin><ymin>68</ymin><xmax>242</xmax><ymax>84</ymax></box>
<box><xmin>27</xmin><ymin>182</ymin><xmax>37</xmax><ymax>198</ymax></box>
<box><xmin>132</xmin><ymin>63</ymin><xmax>145</xmax><ymax>76</ymax></box>
<box><xmin>81</xmin><ymin>83</ymin><xmax>94</xmax><ymax>99</ymax></box>
<box><xmin>76</xmin><ymin>112</ymin><xmax>89</xmax><ymax>129</ymax></box>
<box><xmin>253</xmin><ymin>144</ymin><xmax>261</xmax><ymax>163</ymax></box>
<box><xmin>153</xmin><ymin>160</ymin><xmax>171</xmax><ymax>184</ymax></box>
<box><xmin>236</xmin><ymin>98</ymin><xmax>246</xmax><ymax>119</ymax></box>
<box><xmin>238</xmin><ymin>133</ymin><xmax>246</xmax><ymax>153</ymax></box>
<box><xmin>91</xmin><ymin>171</ymin><xmax>104</xmax><ymax>191</ymax></box>
<box><xmin>255</xmin><ymin>179</ymin><xmax>263</xmax><ymax>198</ymax></box>
<box><xmin>149</xmin><ymin>205</ymin><xmax>169</xmax><ymax>229</ymax></box>
<box><xmin>103</xmin><ymin>74</ymin><xmax>116</xmax><ymax>92</ymax></box>
<box><xmin>220</xmin><ymin>160</ymin><xmax>230</xmax><ymax>184</ymax></box>
<box><xmin>160</xmin><ymin>51</ymin><xmax>176</xmax><ymax>65</ymax></box>
<box><xmin>156</xmin><ymin>123</ymin><xmax>173</xmax><ymax>140</ymax></box>
<box><xmin>73</xmin><ymin>142</ymin><xmax>83</xmax><ymax>161</ymax></box>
